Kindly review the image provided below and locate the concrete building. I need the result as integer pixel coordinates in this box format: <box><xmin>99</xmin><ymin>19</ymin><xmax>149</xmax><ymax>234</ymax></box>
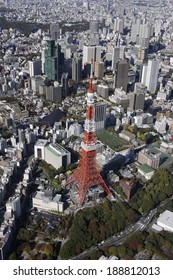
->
<box><xmin>129</xmin><ymin>92</ymin><xmax>145</xmax><ymax>111</ymax></box>
<box><xmin>33</xmin><ymin>190</ymin><xmax>63</xmax><ymax>212</ymax></box>
<box><xmin>0</xmin><ymin>138</ymin><xmax>7</xmax><ymax>153</ymax></box>
<box><xmin>131</xmin><ymin>22</ymin><xmax>141</xmax><ymax>43</ymax></box>
<box><xmin>67</xmin><ymin>122</ymin><xmax>83</xmax><ymax>138</ymax></box>
<box><xmin>141</xmin><ymin>59</ymin><xmax>160</xmax><ymax>93</ymax></box>
<box><xmin>157</xmin><ymin>210</ymin><xmax>173</xmax><ymax>232</ymax></box>
<box><xmin>94</xmin><ymin>62</ymin><xmax>104</xmax><ymax>79</ymax></box>
<box><xmin>119</xmin><ymin>130</ymin><xmax>135</xmax><ymax>142</ymax></box>
<box><xmin>72</xmin><ymin>57</ymin><xmax>82</xmax><ymax>82</ymax></box>
<box><xmin>138</xmin><ymin>148</ymin><xmax>160</xmax><ymax>169</ymax></box>
<box><xmin>28</xmin><ymin>59</ymin><xmax>42</xmax><ymax>77</ymax></box>
<box><xmin>115</xmin><ymin>60</ymin><xmax>129</xmax><ymax>92</ymax></box>
<box><xmin>138</xmin><ymin>164</ymin><xmax>155</xmax><ymax>180</ymax></box>
<box><xmin>154</xmin><ymin>118</ymin><xmax>167</xmax><ymax>134</ymax></box>
<box><xmin>18</xmin><ymin>129</ymin><xmax>25</xmax><ymax>143</ymax></box>
<box><xmin>119</xmin><ymin>179</ymin><xmax>135</xmax><ymax>201</ymax></box>
<box><xmin>112</xmin><ymin>46</ymin><xmax>120</xmax><ymax>71</ymax></box>
<box><xmin>50</xmin><ymin>23</ymin><xmax>60</xmax><ymax>41</ymax></box>
<box><xmin>109</xmin><ymin>87</ymin><xmax>129</xmax><ymax>108</ymax></box>
<box><xmin>34</xmin><ymin>139</ymin><xmax>48</xmax><ymax>160</ymax></box>
<box><xmin>61</xmin><ymin>73</ymin><xmax>69</xmax><ymax>98</ymax></box>
<box><xmin>90</xmin><ymin>21</ymin><xmax>99</xmax><ymax>46</ymax></box>
<box><xmin>97</xmin><ymin>84</ymin><xmax>109</xmax><ymax>99</ymax></box>
<box><xmin>46</xmin><ymin>83</ymin><xmax>62</xmax><ymax>102</ymax></box>
<box><xmin>134</xmin><ymin>82</ymin><xmax>147</xmax><ymax>94</ymax></box>
<box><xmin>31</xmin><ymin>75</ymin><xmax>45</xmax><ymax>93</ymax></box>
<box><xmin>114</xmin><ymin>17</ymin><xmax>124</xmax><ymax>33</ymax></box>
<box><xmin>34</xmin><ymin>140</ymin><xmax>70</xmax><ymax>169</ymax></box>
<box><xmin>133</xmin><ymin>113</ymin><xmax>153</xmax><ymax>126</ymax></box>
<box><xmin>94</xmin><ymin>102</ymin><xmax>107</xmax><ymax>132</ymax></box>
<box><xmin>44</xmin><ymin>143</ymin><xmax>71</xmax><ymax>169</ymax></box>
<box><xmin>83</xmin><ymin>45</ymin><xmax>102</xmax><ymax>66</ymax></box>
<box><xmin>6</xmin><ymin>195</ymin><xmax>21</xmax><ymax>219</ymax></box>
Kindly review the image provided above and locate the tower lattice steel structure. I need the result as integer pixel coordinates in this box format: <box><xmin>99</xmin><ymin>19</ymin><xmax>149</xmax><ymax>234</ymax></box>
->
<box><xmin>66</xmin><ymin>63</ymin><xmax>112</xmax><ymax>206</ymax></box>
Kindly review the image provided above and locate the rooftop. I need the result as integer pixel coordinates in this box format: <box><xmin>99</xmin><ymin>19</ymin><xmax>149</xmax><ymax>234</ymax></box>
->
<box><xmin>35</xmin><ymin>139</ymin><xmax>48</xmax><ymax>147</ymax></box>
<box><xmin>157</xmin><ymin>210</ymin><xmax>173</xmax><ymax>229</ymax></box>
<box><xmin>46</xmin><ymin>143</ymin><xmax>69</xmax><ymax>157</ymax></box>
<box><xmin>138</xmin><ymin>164</ymin><xmax>154</xmax><ymax>174</ymax></box>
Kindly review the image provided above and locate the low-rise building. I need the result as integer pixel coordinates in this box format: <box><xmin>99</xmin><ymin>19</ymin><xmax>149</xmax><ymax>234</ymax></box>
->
<box><xmin>34</xmin><ymin>140</ymin><xmax>71</xmax><ymax>169</ymax></box>
<box><xmin>119</xmin><ymin>130</ymin><xmax>135</xmax><ymax>142</ymax></box>
<box><xmin>138</xmin><ymin>164</ymin><xmax>155</xmax><ymax>180</ymax></box>
<box><xmin>44</xmin><ymin>143</ymin><xmax>71</xmax><ymax>169</ymax></box>
<box><xmin>33</xmin><ymin>185</ymin><xmax>64</xmax><ymax>212</ymax></box>
<box><xmin>157</xmin><ymin>210</ymin><xmax>173</xmax><ymax>232</ymax></box>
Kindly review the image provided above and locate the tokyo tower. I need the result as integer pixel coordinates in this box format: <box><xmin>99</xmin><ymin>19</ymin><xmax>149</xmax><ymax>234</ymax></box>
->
<box><xmin>66</xmin><ymin>63</ymin><xmax>112</xmax><ymax>206</ymax></box>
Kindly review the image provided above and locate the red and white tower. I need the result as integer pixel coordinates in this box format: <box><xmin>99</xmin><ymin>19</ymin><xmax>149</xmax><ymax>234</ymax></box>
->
<box><xmin>66</xmin><ymin>63</ymin><xmax>112</xmax><ymax>206</ymax></box>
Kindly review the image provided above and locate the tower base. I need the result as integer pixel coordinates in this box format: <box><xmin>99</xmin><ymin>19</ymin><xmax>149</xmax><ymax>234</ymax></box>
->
<box><xmin>65</xmin><ymin>149</ymin><xmax>112</xmax><ymax>206</ymax></box>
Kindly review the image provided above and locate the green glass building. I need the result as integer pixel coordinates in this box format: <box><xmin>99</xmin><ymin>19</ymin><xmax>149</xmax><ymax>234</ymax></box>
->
<box><xmin>44</xmin><ymin>40</ymin><xmax>64</xmax><ymax>82</ymax></box>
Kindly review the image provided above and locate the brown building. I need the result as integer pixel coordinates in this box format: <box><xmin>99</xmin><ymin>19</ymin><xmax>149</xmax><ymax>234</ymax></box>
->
<box><xmin>137</xmin><ymin>148</ymin><xmax>160</xmax><ymax>169</ymax></box>
<box><xmin>119</xmin><ymin>179</ymin><xmax>135</xmax><ymax>201</ymax></box>
<box><xmin>95</xmin><ymin>62</ymin><xmax>104</xmax><ymax>79</ymax></box>
<box><xmin>115</xmin><ymin>60</ymin><xmax>129</xmax><ymax>92</ymax></box>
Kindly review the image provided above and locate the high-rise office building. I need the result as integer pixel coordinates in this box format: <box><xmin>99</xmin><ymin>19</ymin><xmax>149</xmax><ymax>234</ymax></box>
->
<box><xmin>28</xmin><ymin>59</ymin><xmax>42</xmax><ymax>77</ymax></box>
<box><xmin>44</xmin><ymin>40</ymin><xmax>64</xmax><ymax>82</ymax></box>
<box><xmin>114</xmin><ymin>17</ymin><xmax>124</xmax><ymax>34</ymax></box>
<box><xmin>72</xmin><ymin>57</ymin><xmax>82</xmax><ymax>82</ymax></box>
<box><xmin>129</xmin><ymin>92</ymin><xmax>145</xmax><ymax>111</ymax></box>
<box><xmin>50</xmin><ymin>23</ymin><xmax>60</xmax><ymax>41</ymax></box>
<box><xmin>83</xmin><ymin>0</ymin><xmax>89</xmax><ymax>10</ymax></box>
<box><xmin>141</xmin><ymin>58</ymin><xmax>159</xmax><ymax>93</ymax></box>
<box><xmin>83</xmin><ymin>45</ymin><xmax>102</xmax><ymax>67</ymax></box>
<box><xmin>131</xmin><ymin>22</ymin><xmax>141</xmax><ymax>43</ymax></box>
<box><xmin>61</xmin><ymin>73</ymin><xmax>69</xmax><ymax>98</ymax></box>
<box><xmin>18</xmin><ymin>129</ymin><xmax>25</xmax><ymax>143</ymax></box>
<box><xmin>94</xmin><ymin>102</ymin><xmax>107</xmax><ymax>132</ymax></box>
<box><xmin>90</xmin><ymin>21</ymin><xmax>100</xmax><ymax>46</ymax></box>
<box><xmin>139</xmin><ymin>24</ymin><xmax>151</xmax><ymax>39</ymax></box>
<box><xmin>115</xmin><ymin>60</ymin><xmax>129</xmax><ymax>92</ymax></box>
<box><xmin>94</xmin><ymin>62</ymin><xmax>104</xmax><ymax>79</ymax></box>
<box><xmin>112</xmin><ymin>46</ymin><xmax>120</xmax><ymax>71</ymax></box>
<box><xmin>97</xmin><ymin>84</ymin><xmax>109</xmax><ymax>99</ymax></box>
<box><xmin>90</xmin><ymin>21</ymin><xmax>99</xmax><ymax>33</ymax></box>
<box><xmin>46</xmin><ymin>83</ymin><xmax>62</xmax><ymax>103</ymax></box>
<box><xmin>134</xmin><ymin>82</ymin><xmax>147</xmax><ymax>95</ymax></box>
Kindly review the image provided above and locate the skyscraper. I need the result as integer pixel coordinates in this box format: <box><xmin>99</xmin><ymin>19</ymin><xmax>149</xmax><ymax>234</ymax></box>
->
<box><xmin>115</xmin><ymin>60</ymin><xmax>129</xmax><ymax>92</ymax></box>
<box><xmin>94</xmin><ymin>62</ymin><xmax>104</xmax><ymax>79</ymax></box>
<box><xmin>94</xmin><ymin>102</ymin><xmax>107</xmax><ymax>132</ymax></box>
<box><xmin>61</xmin><ymin>73</ymin><xmax>69</xmax><ymax>98</ymax></box>
<box><xmin>44</xmin><ymin>40</ymin><xmax>64</xmax><ymax>82</ymax></box>
<box><xmin>28</xmin><ymin>59</ymin><xmax>42</xmax><ymax>77</ymax></box>
<box><xmin>141</xmin><ymin>58</ymin><xmax>159</xmax><ymax>93</ymax></box>
<box><xmin>114</xmin><ymin>17</ymin><xmax>124</xmax><ymax>34</ymax></box>
<box><xmin>129</xmin><ymin>92</ymin><xmax>145</xmax><ymax>111</ymax></box>
<box><xmin>131</xmin><ymin>22</ymin><xmax>141</xmax><ymax>43</ymax></box>
<box><xmin>90</xmin><ymin>21</ymin><xmax>100</xmax><ymax>46</ymax></box>
<box><xmin>50</xmin><ymin>23</ymin><xmax>60</xmax><ymax>41</ymax></box>
<box><xmin>72</xmin><ymin>57</ymin><xmax>82</xmax><ymax>82</ymax></box>
<box><xmin>112</xmin><ymin>46</ymin><xmax>120</xmax><ymax>71</ymax></box>
<box><xmin>83</xmin><ymin>45</ymin><xmax>102</xmax><ymax>67</ymax></box>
